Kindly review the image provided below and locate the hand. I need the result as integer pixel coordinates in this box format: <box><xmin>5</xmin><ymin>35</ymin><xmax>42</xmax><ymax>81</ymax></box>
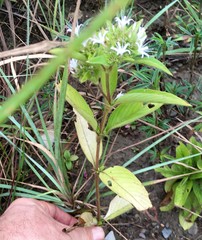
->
<box><xmin>0</xmin><ymin>198</ymin><xmax>104</xmax><ymax>240</ymax></box>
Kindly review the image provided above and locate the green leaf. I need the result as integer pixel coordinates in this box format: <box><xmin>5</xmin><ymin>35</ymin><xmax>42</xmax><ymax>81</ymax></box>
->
<box><xmin>70</xmin><ymin>155</ymin><xmax>79</xmax><ymax>161</ymax></box>
<box><xmin>87</xmin><ymin>55</ymin><xmax>109</xmax><ymax>67</ymax></box>
<box><xmin>99</xmin><ymin>166</ymin><xmax>152</xmax><ymax>211</ymax></box>
<box><xmin>101</xmin><ymin>64</ymin><xmax>118</xmax><ymax>97</ymax></box>
<box><xmin>193</xmin><ymin>182</ymin><xmax>202</xmax><ymax>206</ymax></box>
<box><xmin>171</xmin><ymin>163</ymin><xmax>186</xmax><ymax>174</ymax></box>
<box><xmin>74</xmin><ymin>110</ymin><xmax>102</xmax><ymax>167</ymax></box>
<box><xmin>104</xmin><ymin>195</ymin><xmax>134</xmax><ymax>220</ymax></box>
<box><xmin>197</xmin><ymin>159</ymin><xmax>202</xmax><ymax>169</ymax></box>
<box><xmin>160</xmin><ymin>197</ymin><xmax>175</xmax><ymax>212</ymax></box>
<box><xmin>190</xmin><ymin>171</ymin><xmax>202</xmax><ymax>180</ymax></box>
<box><xmin>105</xmin><ymin>102</ymin><xmax>162</xmax><ymax>133</ymax></box>
<box><xmin>189</xmin><ymin>137</ymin><xmax>202</xmax><ymax>164</ymax></box>
<box><xmin>174</xmin><ymin>178</ymin><xmax>193</xmax><ymax>207</ymax></box>
<box><xmin>64</xmin><ymin>150</ymin><xmax>71</xmax><ymax>160</ymax></box>
<box><xmin>115</xmin><ymin>89</ymin><xmax>191</xmax><ymax>106</ymax></box>
<box><xmin>66</xmin><ymin>161</ymin><xmax>73</xmax><ymax>170</ymax></box>
<box><xmin>176</xmin><ymin>142</ymin><xmax>192</xmax><ymax>167</ymax></box>
<box><xmin>179</xmin><ymin>210</ymin><xmax>194</xmax><ymax>230</ymax></box>
<box><xmin>164</xmin><ymin>179</ymin><xmax>178</xmax><ymax>192</ymax></box>
<box><xmin>155</xmin><ymin>166</ymin><xmax>173</xmax><ymax>178</ymax></box>
<box><xmin>133</xmin><ymin>57</ymin><xmax>172</xmax><ymax>75</ymax></box>
<box><xmin>155</xmin><ymin>166</ymin><xmax>174</xmax><ymax>178</ymax></box>
<box><xmin>57</xmin><ymin>83</ymin><xmax>98</xmax><ymax>131</ymax></box>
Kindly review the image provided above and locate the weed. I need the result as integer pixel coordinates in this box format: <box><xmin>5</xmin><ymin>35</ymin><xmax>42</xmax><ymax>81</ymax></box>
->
<box><xmin>156</xmin><ymin>137</ymin><xmax>202</xmax><ymax>230</ymax></box>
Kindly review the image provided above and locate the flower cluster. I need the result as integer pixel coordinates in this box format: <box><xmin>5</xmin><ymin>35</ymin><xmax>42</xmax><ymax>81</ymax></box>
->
<box><xmin>66</xmin><ymin>16</ymin><xmax>149</xmax><ymax>83</ymax></box>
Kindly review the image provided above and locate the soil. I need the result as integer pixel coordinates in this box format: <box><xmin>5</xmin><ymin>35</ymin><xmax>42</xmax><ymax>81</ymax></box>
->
<box><xmin>0</xmin><ymin>0</ymin><xmax>202</xmax><ymax>240</ymax></box>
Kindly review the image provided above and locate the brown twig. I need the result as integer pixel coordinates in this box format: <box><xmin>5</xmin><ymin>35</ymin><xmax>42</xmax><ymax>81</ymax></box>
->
<box><xmin>5</xmin><ymin>0</ymin><xmax>16</xmax><ymax>48</ymax></box>
<box><xmin>0</xmin><ymin>40</ymin><xmax>67</xmax><ymax>59</ymax></box>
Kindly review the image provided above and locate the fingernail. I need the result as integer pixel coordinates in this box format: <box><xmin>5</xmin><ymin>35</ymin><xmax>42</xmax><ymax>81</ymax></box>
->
<box><xmin>92</xmin><ymin>227</ymin><xmax>105</xmax><ymax>240</ymax></box>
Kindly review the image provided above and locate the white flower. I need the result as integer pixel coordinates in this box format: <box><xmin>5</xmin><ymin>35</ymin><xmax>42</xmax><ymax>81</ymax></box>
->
<box><xmin>136</xmin><ymin>42</ymin><xmax>149</xmax><ymax>58</ymax></box>
<box><xmin>111</xmin><ymin>42</ymin><xmax>131</xmax><ymax>56</ymax></box>
<box><xmin>137</xmin><ymin>26</ymin><xmax>147</xmax><ymax>45</ymax></box>
<box><xmin>90</xmin><ymin>30</ymin><xmax>108</xmax><ymax>45</ymax></box>
<box><xmin>66</xmin><ymin>23</ymin><xmax>83</xmax><ymax>36</ymax></box>
<box><xmin>69</xmin><ymin>59</ymin><xmax>78</xmax><ymax>74</ymax></box>
<box><xmin>66</xmin><ymin>23</ymin><xmax>90</xmax><ymax>47</ymax></box>
<box><xmin>115</xmin><ymin>16</ymin><xmax>133</xmax><ymax>29</ymax></box>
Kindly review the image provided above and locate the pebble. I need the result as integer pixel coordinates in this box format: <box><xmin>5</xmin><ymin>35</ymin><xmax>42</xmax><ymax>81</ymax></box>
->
<box><xmin>188</xmin><ymin>222</ymin><xmax>198</xmax><ymax>236</ymax></box>
<box><xmin>105</xmin><ymin>231</ymin><xmax>116</xmax><ymax>240</ymax></box>
<box><xmin>162</xmin><ymin>227</ymin><xmax>172</xmax><ymax>239</ymax></box>
<box><xmin>139</xmin><ymin>232</ymin><xmax>146</xmax><ymax>239</ymax></box>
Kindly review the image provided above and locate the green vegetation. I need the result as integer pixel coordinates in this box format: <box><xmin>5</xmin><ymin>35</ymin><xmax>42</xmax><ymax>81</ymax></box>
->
<box><xmin>156</xmin><ymin>137</ymin><xmax>202</xmax><ymax>230</ymax></box>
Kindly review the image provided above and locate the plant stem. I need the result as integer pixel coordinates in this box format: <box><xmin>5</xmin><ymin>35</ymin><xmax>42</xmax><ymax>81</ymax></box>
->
<box><xmin>94</xmin><ymin>103</ymin><xmax>111</xmax><ymax>223</ymax></box>
<box><xmin>95</xmin><ymin>135</ymin><xmax>101</xmax><ymax>223</ymax></box>
<box><xmin>105</xmin><ymin>69</ymin><xmax>111</xmax><ymax>104</ymax></box>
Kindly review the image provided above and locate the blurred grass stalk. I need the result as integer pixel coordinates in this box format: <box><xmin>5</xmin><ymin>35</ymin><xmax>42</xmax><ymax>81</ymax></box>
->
<box><xmin>0</xmin><ymin>0</ymin><xmax>131</xmax><ymax>124</ymax></box>
<box><xmin>0</xmin><ymin>0</ymin><xmax>132</xmax><ymax>202</ymax></box>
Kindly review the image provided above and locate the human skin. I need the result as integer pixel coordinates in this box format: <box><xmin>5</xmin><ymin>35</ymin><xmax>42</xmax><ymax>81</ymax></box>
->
<box><xmin>0</xmin><ymin>198</ymin><xmax>104</xmax><ymax>240</ymax></box>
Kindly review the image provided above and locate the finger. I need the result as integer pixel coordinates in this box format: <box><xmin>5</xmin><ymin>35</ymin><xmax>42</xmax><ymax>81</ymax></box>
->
<box><xmin>9</xmin><ymin>198</ymin><xmax>77</xmax><ymax>225</ymax></box>
<box><xmin>67</xmin><ymin>226</ymin><xmax>105</xmax><ymax>240</ymax></box>
<box><xmin>37</xmin><ymin>201</ymin><xmax>77</xmax><ymax>225</ymax></box>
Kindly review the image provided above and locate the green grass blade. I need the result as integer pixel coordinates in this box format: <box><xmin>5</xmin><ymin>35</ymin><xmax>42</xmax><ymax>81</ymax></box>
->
<box><xmin>145</xmin><ymin>0</ymin><xmax>179</xmax><ymax>29</ymax></box>
<box><xmin>123</xmin><ymin>116</ymin><xmax>202</xmax><ymax>168</ymax></box>
<box><xmin>0</xmin><ymin>131</ymin><xmax>63</xmax><ymax>193</ymax></box>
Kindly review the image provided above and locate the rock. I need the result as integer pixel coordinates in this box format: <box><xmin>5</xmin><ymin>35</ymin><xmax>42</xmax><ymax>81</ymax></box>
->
<box><xmin>188</xmin><ymin>223</ymin><xmax>198</xmax><ymax>236</ymax></box>
<box><xmin>139</xmin><ymin>232</ymin><xmax>146</xmax><ymax>239</ymax></box>
<box><xmin>105</xmin><ymin>231</ymin><xmax>116</xmax><ymax>240</ymax></box>
<box><xmin>162</xmin><ymin>227</ymin><xmax>172</xmax><ymax>239</ymax></box>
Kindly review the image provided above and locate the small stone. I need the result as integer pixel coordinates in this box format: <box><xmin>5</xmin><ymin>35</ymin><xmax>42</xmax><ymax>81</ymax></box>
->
<box><xmin>162</xmin><ymin>227</ymin><xmax>172</xmax><ymax>239</ymax></box>
<box><xmin>105</xmin><ymin>231</ymin><xmax>116</xmax><ymax>240</ymax></box>
<box><xmin>139</xmin><ymin>232</ymin><xmax>146</xmax><ymax>239</ymax></box>
<box><xmin>188</xmin><ymin>223</ymin><xmax>198</xmax><ymax>236</ymax></box>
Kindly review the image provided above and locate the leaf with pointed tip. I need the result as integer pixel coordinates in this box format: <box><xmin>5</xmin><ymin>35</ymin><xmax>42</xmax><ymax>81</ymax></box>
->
<box><xmin>104</xmin><ymin>195</ymin><xmax>133</xmax><ymax>220</ymax></box>
<box><xmin>105</xmin><ymin>102</ymin><xmax>162</xmax><ymax>133</ymax></box>
<box><xmin>74</xmin><ymin>110</ymin><xmax>102</xmax><ymax>166</ymax></box>
<box><xmin>57</xmin><ymin>83</ymin><xmax>98</xmax><ymax>131</ymax></box>
<box><xmin>99</xmin><ymin>166</ymin><xmax>152</xmax><ymax>211</ymax></box>
<box><xmin>115</xmin><ymin>89</ymin><xmax>191</xmax><ymax>106</ymax></box>
<box><xmin>133</xmin><ymin>57</ymin><xmax>172</xmax><ymax>75</ymax></box>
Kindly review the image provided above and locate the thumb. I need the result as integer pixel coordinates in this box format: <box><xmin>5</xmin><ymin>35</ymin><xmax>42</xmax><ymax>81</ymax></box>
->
<box><xmin>67</xmin><ymin>226</ymin><xmax>105</xmax><ymax>240</ymax></box>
